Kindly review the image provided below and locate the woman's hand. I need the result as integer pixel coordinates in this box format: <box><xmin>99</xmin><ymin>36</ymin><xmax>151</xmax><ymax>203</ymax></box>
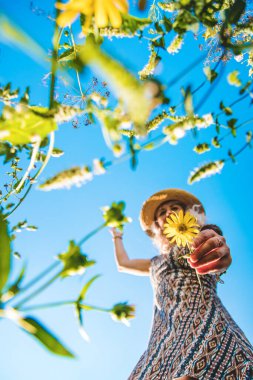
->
<box><xmin>109</xmin><ymin>227</ymin><xmax>123</xmax><ymax>239</ymax></box>
<box><xmin>187</xmin><ymin>229</ymin><xmax>232</xmax><ymax>275</ymax></box>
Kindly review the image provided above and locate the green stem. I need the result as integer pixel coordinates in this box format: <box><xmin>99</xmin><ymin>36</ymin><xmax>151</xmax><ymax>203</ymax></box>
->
<box><xmin>3</xmin><ymin>132</ymin><xmax>55</xmax><ymax>221</ymax></box>
<box><xmin>77</xmin><ymin>223</ymin><xmax>107</xmax><ymax>246</ymax></box>
<box><xmin>3</xmin><ymin>184</ymin><xmax>32</xmax><ymax>220</ymax></box>
<box><xmin>31</xmin><ymin>131</ymin><xmax>55</xmax><ymax>181</ymax></box>
<box><xmin>195</xmin><ymin>52</ymin><xmax>225</xmax><ymax>113</ymax></box>
<box><xmin>14</xmin><ymin>269</ymin><xmax>62</xmax><ymax>310</ymax></box>
<box><xmin>218</xmin><ymin>117</ymin><xmax>253</xmax><ymax>143</ymax></box>
<box><xmin>19</xmin><ymin>301</ymin><xmax>111</xmax><ymax>314</ymax></box>
<box><xmin>69</xmin><ymin>27</ymin><xmax>84</xmax><ymax>98</ymax></box>
<box><xmin>49</xmin><ymin>21</ymin><xmax>61</xmax><ymax>109</ymax></box>
<box><xmin>5</xmin><ymin>261</ymin><xmax>61</xmax><ymax>305</ymax></box>
<box><xmin>167</xmin><ymin>53</ymin><xmax>205</xmax><ymax>88</ymax></box>
<box><xmin>19</xmin><ymin>300</ymin><xmax>75</xmax><ymax>312</ymax></box>
<box><xmin>79</xmin><ymin>303</ymin><xmax>111</xmax><ymax>313</ymax></box>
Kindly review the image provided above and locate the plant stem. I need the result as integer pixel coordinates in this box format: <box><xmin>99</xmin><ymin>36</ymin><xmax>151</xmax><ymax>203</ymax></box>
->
<box><xmin>14</xmin><ymin>269</ymin><xmax>62</xmax><ymax>310</ymax></box>
<box><xmin>49</xmin><ymin>21</ymin><xmax>61</xmax><ymax>109</ymax></box>
<box><xmin>79</xmin><ymin>303</ymin><xmax>111</xmax><ymax>313</ymax></box>
<box><xmin>77</xmin><ymin>223</ymin><xmax>107</xmax><ymax>246</ymax></box>
<box><xmin>195</xmin><ymin>53</ymin><xmax>225</xmax><ymax>113</ymax></box>
<box><xmin>3</xmin><ymin>184</ymin><xmax>32</xmax><ymax>220</ymax></box>
<box><xmin>167</xmin><ymin>53</ymin><xmax>206</xmax><ymax>88</ymax></box>
<box><xmin>6</xmin><ymin>261</ymin><xmax>61</xmax><ymax>305</ymax></box>
<box><xmin>15</xmin><ymin>139</ymin><xmax>41</xmax><ymax>193</ymax></box>
<box><xmin>19</xmin><ymin>300</ymin><xmax>75</xmax><ymax>312</ymax></box>
<box><xmin>3</xmin><ymin>132</ymin><xmax>55</xmax><ymax>221</ymax></box>
<box><xmin>31</xmin><ymin>131</ymin><xmax>55</xmax><ymax>181</ymax></box>
<box><xmin>69</xmin><ymin>27</ymin><xmax>84</xmax><ymax>98</ymax></box>
<box><xmin>19</xmin><ymin>301</ymin><xmax>111</xmax><ymax>314</ymax></box>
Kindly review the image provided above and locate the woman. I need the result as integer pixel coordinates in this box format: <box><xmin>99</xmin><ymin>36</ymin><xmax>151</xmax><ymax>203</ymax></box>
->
<box><xmin>110</xmin><ymin>189</ymin><xmax>253</xmax><ymax>379</ymax></box>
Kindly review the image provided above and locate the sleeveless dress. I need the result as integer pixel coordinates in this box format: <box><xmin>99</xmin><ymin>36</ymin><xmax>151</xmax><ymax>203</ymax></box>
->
<box><xmin>128</xmin><ymin>246</ymin><xmax>253</xmax><ymax>380</ymax></box>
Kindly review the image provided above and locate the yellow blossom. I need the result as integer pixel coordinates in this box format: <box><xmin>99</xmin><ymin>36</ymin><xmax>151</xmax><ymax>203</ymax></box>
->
<box><xmin>55</xmin><ymin>0</ymin><xmax>129</xmax><ymax>30</ymax></box>
<box><xmin>163</xmin><ymin>210</ymin><xmax>200</xmax><ymax>249</ymax></box>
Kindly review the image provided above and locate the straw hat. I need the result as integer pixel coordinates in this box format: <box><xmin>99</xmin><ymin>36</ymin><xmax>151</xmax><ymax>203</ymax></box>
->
<box><xmin>139</xmin><ymin>188</ymin><xmax>205</xmax><ymax>237</ymax></box>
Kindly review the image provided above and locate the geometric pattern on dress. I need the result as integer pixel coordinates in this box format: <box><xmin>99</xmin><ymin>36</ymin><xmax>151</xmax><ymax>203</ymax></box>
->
<box><xmin>128</xmin><ymin>247</ymin><xmax>253</xmax><ymax>380</ymax></box>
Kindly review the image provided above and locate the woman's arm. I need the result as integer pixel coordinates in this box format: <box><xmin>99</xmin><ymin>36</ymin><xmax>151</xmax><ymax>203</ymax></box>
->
<box><xmin>110</xmin><ymin>228</ymin><xmax>151</xmax><ymax>276</ymax></box>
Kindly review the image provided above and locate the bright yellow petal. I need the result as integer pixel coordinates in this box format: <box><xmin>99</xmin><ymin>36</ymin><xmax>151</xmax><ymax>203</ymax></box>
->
<box><xmin>114</xmin><ymin>0</ymin><xmax>129</xmax><ymax>13</ymax></box>
<box><xmin>106</xmin><ymin>0</ymin><xmax>122</xmax><ymax>28</ymax></box>
<box><xmin>168</xmin><ymin>213</ymin><xmax>179</xmax><ymax>224</ymax></box>
<box><xmin>95</xmin><ymin>0</ymin><xmax>109</xmax><ymax>27</ymax></box>
<box><xmin>163</xmin><ymin>226</ymin><xmax>177</xmax><ymax>234</ymax></box>
<box><xmin>187</xmin><ymin>228</ymin><xmax>199</xmax><ymax>234</ymax></box>
<box><xmin>178</xmin><ymin>209</ymin><xmax>184</xmax><ymax>222</ymax></box>
<box><xmin>183</xmin><ymin>212</ymin><xmax>193</xmax><ymax>224</ymax></box>
<box><xmin>81</xmin><ymin>14</ymin><xmax>92</xmax><ymax>33</ymax></box>
<box><xmin>56</xmin><ymin>10</ymin><xmax>79</xmax><ymax>27</ymax></box>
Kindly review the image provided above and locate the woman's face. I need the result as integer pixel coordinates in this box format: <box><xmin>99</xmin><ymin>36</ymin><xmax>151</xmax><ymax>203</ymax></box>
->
<box><xmin>154</xmin><ymin>200</ymin><xmax>185</xmax><ymax>231</ymax></box>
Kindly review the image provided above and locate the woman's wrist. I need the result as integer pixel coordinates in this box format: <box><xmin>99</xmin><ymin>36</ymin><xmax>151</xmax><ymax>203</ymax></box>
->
<box><xmin>112</xmin><ymin>235</ymin><xmax>123</xmax><ymax>241</ymax></box>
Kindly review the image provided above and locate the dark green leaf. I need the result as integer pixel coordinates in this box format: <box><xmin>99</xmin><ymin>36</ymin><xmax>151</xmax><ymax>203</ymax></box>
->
<box><xmin>163</xmin><ymin>15</ymin><xmax>172</xmax><ymax>32</ymax></box>
<box><xmin>219</xmin><ymin>101</ymin><xmax>233</xmax><ymax>115</ymax></box>
<box><xmin>239</xmin><ymin>80</ymin><xmax>251</xmax><ymax>95</ymax></box>
<box><xmin>0</xmin><ymin>106</ymin><xmax>57</xmax><ymax>145</ymax></box>
<box><xmin>0</xmin><ymin>210</ymin><xmax>11</xmax><ymax>293</ymax></box>
<box><xmin>58</xmin><ymin>47</ymin><xmax>76</xmax><ymax>62</ymax></box>
<box><xmin>226</xmin><ymin>0</ymin><xmax>246</xmax><ymax>25</ymax></box>
<box><xmin>228</xmin><ymin>118</ymin><xmax>237</xmax><ymax>137</ymax></box>
<box><xmin>1</xmin><ymin>264</ymin><xmax>25</xmax><ymax>301</ymax></box>
<box><xmin>203</xmin><ymin>67</ymin><xmax>218</xmax><ymax>83</ymax></box>
<box><xmin>152</xmin><ymin>36</ymin><xmax>165</xmax><ymax>49</ymax></box>
<box><xmin>228</xmin><ymin>149</ymin><xmax>236</xmax><ymax>163</ymax></box>
<box><xmin>77</xmin><ymin>274</ymin><xmax>101</xmax><ymax>303</ymax></box>
<box><xmin>22</xmin><ymin>317</ymin><xmax>75</xmax><ymax>357</ymax></box>
<box><xmin>183</xmin><ymin>86</ymin><xmax>194</xmax><ymax>116</ymax></box>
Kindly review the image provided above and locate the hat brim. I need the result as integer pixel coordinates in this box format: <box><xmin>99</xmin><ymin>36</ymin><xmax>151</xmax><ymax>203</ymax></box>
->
<box><xmin>139</xmin><ymin>188</ymin><xmax>205</xmax><ymax>237</ymax></box>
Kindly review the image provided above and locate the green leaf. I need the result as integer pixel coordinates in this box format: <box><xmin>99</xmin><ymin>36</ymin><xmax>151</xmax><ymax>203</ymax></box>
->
<box><xmin>226</xmin><ymin>0</ymin><xmax>246</xmax><ymax>25</ymax></box>
<box><xmin>143</xmin><ymin>142</ymin><xmax>155</xmax><ymax>150</ymax></box>
<box><xmin>0</xmin><ymin>142</ymin><xmax>17</xmax><ymax>163</ymax></box>
<box><xmin>211</xmin><ymin>136</ymin><xmax>221</xmax><ymax>148</ymax></box>
<box><xmin>203</xmin><ymin>67</ymin><xmax>218</xmax><ymax>83</ymax></box>
<box><xmin>173</xmin><ymin>10</ymin><xmax>199</xmax><ymax>34</ymax></box>
<box><xmin>101</xmin><ymin>201</ymin><xmax>132</xmax><ymax>231</ymax></box>
<box><xmin>228</xmin><ymin>149</ymin><xmax>236</xmax><ymax>163</ymax></box>
<box><xmin>78</xmin><ymin>39</ymin><xmax>151</xmax><ymax>135</ymax></box>
<box><xmin>21</xmin><ymin>317</ymin><xmax>75</xmax><ymax>357</ymax></box>
<box><xmin>183</xmin><ymin>86</ymin><xmax>194</xmax><ymax>116</ymax></box>
<box><xmin>0</xmin><ymin>106</ymin><xmax>57</xmax><ymax>145</ymax></box>
<box><xmin>246</xmin><ymin>131</ymin><xmax>252</xmax><ymax>146</ymax></box>
<box><xmin>1</xmin><ymin>264</ymin><xmax>25</xmax><ymax>302</ymax></box>
<box><xmin>228</xmin><ymin>118</ymin><xmax>237</xmax><ymax>137</ymax></box>
<box><xmin>239</xmin><ymin>80</ymin><xmax>251</xmax><ymax>95</ymax></box>
<box><xmin>77</xmin><ymin>274</ymin><xmax>101</xmax><ymax>303</ymax></box>
<box><xmin>0</xmin><ymin>210</ymin><xmax>12</xmax><ymax>293</ymax></box>
<box><xmin>162</xmin><ymin>15</ymin><xmax>172</xmax><ymax>32</ymax></box>
<box><xmin>58</xmin><ymin>47</ymin><xmax>76</xmax><ymax>62</ymax></box>
<box><xmin>58</xmin><ymin>241</ymin><xmax>95</xmax><ymax>278</ymax></box>
<box><xmin>219</xmin><ymin>101</ymin><xmax>233</xmax><ymax>115</ymax></box>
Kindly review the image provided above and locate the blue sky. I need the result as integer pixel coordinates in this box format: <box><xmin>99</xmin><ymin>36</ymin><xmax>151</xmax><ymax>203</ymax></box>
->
<box><xmin>0</xmin><ymin>1</ymin><xmax>253</xmax><ymax>379</ymax></box>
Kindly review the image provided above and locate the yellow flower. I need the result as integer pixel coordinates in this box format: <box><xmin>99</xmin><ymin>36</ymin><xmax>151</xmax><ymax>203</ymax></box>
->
<box><xmin>55</xmin><ymin>0</ymin><xmax>129</xmax><ymax>30</ymax></box>
<box><xmin>163</xmin><ymin>210</ymin><xmax>200</xmax><ymax>249</ymax></box>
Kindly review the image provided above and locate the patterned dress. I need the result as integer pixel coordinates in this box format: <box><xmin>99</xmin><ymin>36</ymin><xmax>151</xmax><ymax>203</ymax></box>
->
<box><xmin>128</xmin><ymin>246</ymin><xmax>253</xmax><ymax>380</ymax></box>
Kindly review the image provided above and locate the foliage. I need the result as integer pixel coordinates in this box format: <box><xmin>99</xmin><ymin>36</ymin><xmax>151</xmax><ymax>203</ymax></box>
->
<box><xmin>0</xmin><ymin>0</ymin><xmax>253</xmax><ymax>357</ymax></box>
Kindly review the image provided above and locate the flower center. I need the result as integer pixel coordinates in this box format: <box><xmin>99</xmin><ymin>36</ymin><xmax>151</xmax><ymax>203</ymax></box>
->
<box><xmin>178</xmin><ymin>223</ymin><xmax>187</xmax><ymax>232</ymax></box>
